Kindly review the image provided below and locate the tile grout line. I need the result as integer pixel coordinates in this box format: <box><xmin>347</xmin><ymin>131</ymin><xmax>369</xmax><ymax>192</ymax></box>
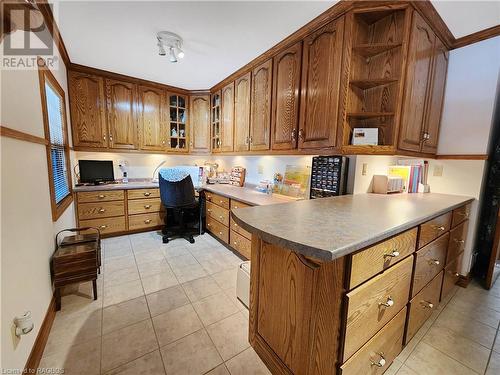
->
<box><xmin>483</xmin><ymin>318</ymin><xmax>500</xmax><ymax>375</ymax></box>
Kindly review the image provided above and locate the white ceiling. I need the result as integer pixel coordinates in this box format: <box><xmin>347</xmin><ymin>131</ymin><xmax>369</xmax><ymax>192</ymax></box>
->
<box><xmin>55</xmin><ymin>1</ymin><xmax>500</xmax><ymax>90</ymax></box>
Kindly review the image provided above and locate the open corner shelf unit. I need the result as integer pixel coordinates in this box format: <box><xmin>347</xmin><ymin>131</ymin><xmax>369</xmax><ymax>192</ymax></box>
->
<box><xmin>342</xmin><ymin>6</ymin><xmax>410</xmax><ymax>151</ymax></box>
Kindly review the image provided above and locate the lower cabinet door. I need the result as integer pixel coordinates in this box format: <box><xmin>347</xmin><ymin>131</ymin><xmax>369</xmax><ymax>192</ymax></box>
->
<box><xmin>441</xmin><ymin>253</ymin><xmax>463</xmax><ymax>301</ymax></box>
<box><xmin>340</xmin><ymin>307</ymin><xmax>407</xmax><ymax>375</ymax></box>
<box><xmin>230</xmin><ymin>229</ymin><xmax>251</xmax><ymax>259</ymax></box>
<box><xmin>406</xmin><ymin>271</ymin><xmax>443</xmax><ymax>343</ymax></box>
<box><xmin>80</xmin><ymin>216</ymin><xmax>126</xmax><ymax>235</ymax></box>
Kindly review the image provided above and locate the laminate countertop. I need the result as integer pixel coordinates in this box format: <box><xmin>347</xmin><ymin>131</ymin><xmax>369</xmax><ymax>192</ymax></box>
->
<box><xmin>231</xmin><ymin>193</ymin><xmax>474</xmax><ymax>261</ymax></box>
<box><xmin>73</xmin><ymin>181</ymin><xmax>297</xmax><ymax>206</ymax></box>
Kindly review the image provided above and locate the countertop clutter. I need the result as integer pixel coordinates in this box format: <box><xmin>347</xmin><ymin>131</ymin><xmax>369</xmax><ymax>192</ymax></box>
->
<box><xmin>232</xmin><ymin>193</ymin><xmax>473</xmax><ymax>261</ymax></box>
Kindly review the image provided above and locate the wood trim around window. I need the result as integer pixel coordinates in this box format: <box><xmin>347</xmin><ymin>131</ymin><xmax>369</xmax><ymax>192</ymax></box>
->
<box><xmin>38</xmin><ymin>57</ymin><xmax>73</xmax><ymax>221</ymax></box>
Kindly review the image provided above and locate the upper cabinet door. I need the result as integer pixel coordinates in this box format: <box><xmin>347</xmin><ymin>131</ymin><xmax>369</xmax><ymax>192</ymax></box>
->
<box><xmin>299</xmin><ymin>17</ymin><xmax>345</xmax><ymax>150</ymax></box>
<box><xmin>105</xmin><ymin>79</ymin><xmax>138</xmax><ymax>150</ymax></box>
<box><xmin>250</xmin><ymin>59</ymin><xmax>273</xmax><ymax>151</ymax></box>
<box><xmin>399</xmin><ymin>12</ymin><xmax>436</xmax><ymax>153</ymax></box>
<box><xmin>138</xmin><ymin>85</ymin><xmax>165</xmax><ymax>151</ymax></box>
<box><xmin>271</xmin><ymin>42</ymin><xmax>302</xmax><ymax>150</ymax></box>
<box><xmin>422</xmin><ymin>38</ymin><xmax>448</xmax><ymax>154</ymax></box>
<box><xmin>190</xmin><ymin>94</ymin><xmax>210</xmax><ymax>153</ymax></box>
<box><xmin>221</xmin><ymin>82</ymin><xmax>235</xmax><ymax>152</ymax></box>
<box><xmin>68</xmin><ymin>71</ymin><xmax>107</xmax><ymax>148</ymax></box>
<box><xmin>234</xmin><ymin>72</ymin><xmax>252</xmax><ymax>152</ymax></box>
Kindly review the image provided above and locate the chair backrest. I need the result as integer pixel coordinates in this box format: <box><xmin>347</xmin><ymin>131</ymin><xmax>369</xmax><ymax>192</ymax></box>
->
<box><xmin>159</xmin><ymin>173</ymin><xmax>196</xmax><ymax>208</ymax></box>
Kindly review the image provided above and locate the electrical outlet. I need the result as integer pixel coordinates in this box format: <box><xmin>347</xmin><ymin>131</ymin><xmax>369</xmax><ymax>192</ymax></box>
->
<box><xmin>433</xmin><ymin>164</ymin><xmax>444</xmax><ymax>177</ymax></box>
<box><xmin>362</xmin><ymin>163</ymin><xmax>368</xmax><ymax>176</ymax></box>
<box><xmin>258</xmin><ymin>165</ymin><xmax>264</xmax><ymax>174</ymax></box>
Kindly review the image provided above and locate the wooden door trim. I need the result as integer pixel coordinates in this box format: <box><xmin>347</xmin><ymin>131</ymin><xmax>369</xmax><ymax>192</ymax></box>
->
<box><xmin>137</xmin><ymin>84</ymin><xmax>166</xmax><ymax>151</ymax></box>
<box><xmin>0</xmin><ymin>125</ymin><xmax>48</xmax><ymax>145</ymax></box>
<box><xmin>250</xmin><ymin>59</ymin><xmax>273</xmax><ymax>151</ymax></box>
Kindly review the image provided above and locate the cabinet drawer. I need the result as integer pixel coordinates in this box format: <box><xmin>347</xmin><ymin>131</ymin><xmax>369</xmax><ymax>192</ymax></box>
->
<box><xmin>230</xmin><ymin>199</ymin><xmax>252</xmax><ymax>210</ymax></box>
<box><xmin>340</xmin><ymin>307</ymin><xmax>406</xmax><ymax>375</ymax></box>
<box><xmin>78</xmin><ymin>201</ymin><xmax>125</xmax><ymax>220</ymax></box>
<box><xmin>447</xmin><ymin>221</ymin><xmax>468</xmax><ymax>264</ymax></box>
<box><xmin>349</xmin><ymin>228</ymin><xmax>417</xmax><ymax>289</ymax></box>
<box><xmin>343</xmin><ymin>256</ymin><xmax>413</xmax><ymax>361</ymax></box>
<box><xmin>412</xmin><ymin>233</ymin><xmax>448</xmax><ymax>297</ymax></box>
<box><xmin>230</xmin><ymin>216</ymin><xmax>252</xmax><ymax>240</ymax></box>
<box><xmin>128</xmin><ymin>198</ymin><xmax>163</xmax><ymax>215</ymax></box>
<box><xmin>406</xmin><ymin>271</ymin><xmax>443</xmax><ymax>343</ymax></box>
<box><xmin>77</xmin><ymin>190</ymin><xmax>124</xmax><ymax>203</ymax></box>
<box><xmin>205</xmin><ymin>191</ymin><xmax>230</xmax><ymax>209</ymax></box>
<box><xmin>230</xmin><ymin>230</ymin><xmax>251</xmax><ymax>259</ymax></box>
<box><xmin>206</xmin><ymin>216</ymin><xmax>229</xmax><ymax>243</ymax></box>
<box><xmin>441</xmin><ymin>253</ymin><xmax>463</xmax><ymax>301</ymax></box>
<box><xmin>127</xmin><ymin>188</ymin><xmax>160</xmax><ymax>200</ymax></box>
<box><xmin>128</xmin><ymin>212</ymin><xmax>165</xmax><ymax>231</ymax></box>
<box><xmin>206</xmin><ymin>201</ymin><xmax>230</xmax><ymax>226</ymax></box>
<box><xmin>452</xmin><ymin>203</ymin><xmax>471</xmax><ymax>228</ymax></box>
<box><xmin>418</xmin><ymin>212</ymin><xmax>452</xmax><ymax>248</ymax></box>
<box><xmin>53</xmin><ymin>258</ymin><xmax>97</xmax><ymax>276</ymax></box>
<box><xmin>79</xmin><ymin>216</ymin><xmax>126</xmax><ymax>235</ymax></box>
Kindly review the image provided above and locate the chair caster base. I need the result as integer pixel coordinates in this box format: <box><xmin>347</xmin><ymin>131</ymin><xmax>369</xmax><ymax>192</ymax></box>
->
<box><xmin>162</xmin><ymin>236</ymin><xmax>169</xmax><ymax>244</ymax></box>
<box><xmin>188</xmin><ymin>236</ymin><xmax>195</xmax><ymax>244</ymax></box>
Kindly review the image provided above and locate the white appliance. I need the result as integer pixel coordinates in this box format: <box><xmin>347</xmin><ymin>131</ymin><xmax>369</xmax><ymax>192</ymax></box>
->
<box><xmin>236</xmin><ymin>261</ymin><xmax>250</xmax><ymax>308</ymax></box>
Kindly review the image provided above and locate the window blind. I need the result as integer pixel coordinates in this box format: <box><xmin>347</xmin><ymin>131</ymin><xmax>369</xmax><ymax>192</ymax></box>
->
<box><xmin>45</xmin><ymin>81</ymin><xmax>70</xmax><ymax>204</ymax></box>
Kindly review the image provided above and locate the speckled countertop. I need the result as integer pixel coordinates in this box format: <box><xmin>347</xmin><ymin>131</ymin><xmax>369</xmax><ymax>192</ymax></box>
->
<box><xmin>232</xmin><ymin>193</ymin><xmax>474</xmax><ymax>261</ymax></box>
<box><xmin>73</xmin><ymin>181</ymin><xmax>297</xmax><ymax>206</ymax></box>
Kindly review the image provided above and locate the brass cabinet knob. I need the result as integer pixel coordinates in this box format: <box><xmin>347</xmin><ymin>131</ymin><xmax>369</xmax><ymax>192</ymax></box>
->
<box><xmin>144</xmin><ymin>192</ymin><xmax>151</xmax><ymax>196</ymax></box>
<box><xmin>99</xmin><ymin>208</ymin><xmax>105</xmax><ymax>213</ymax></box>
<box><xmin>98</xmin><ymin>194</ymin><xmax>105</xmax><ymax>199</ymax></box>
<box><xmin>207</xmin><ymin>209</ymin><xmax>212</xmax><ymax>212</ymax></box>
<box><xmin>429</xmin><ymin>259</ymin><xmax>440</xmax><ymax>266</ymax></box>
<box><xmin>420</xmin><ymin>300</ymin><xmax>434</xmax><ymax>309</ymax></box>
<box><xmin>291</xmin><ymin>129</ymin><xmax>297</xmax><ymax>141</ymax></box>
<box><xmin>432</xmin><ymin>225</ymin><xmax>445</xmax><ymax>231</ymax></box>
<box><xmin>383</xmin><ymin>250</ymin><xmax>400</xmax><ymax>258</ymax></box>
<box><xmin>219</xmin><ymin>231</ymin><xmax>223</xmax><ymax>235</ymax></box>
<box><xmin>378</xmin><ymin>296</ymin><xmax>394</xmax><ymax>308</ymax></box>
<box><xmin>99</xmin><ymin>225</ymin><xmax>107</xmax><ymax>229</ymax></box>
<box><xmin>454</xmin><ymin>239</ymin><xmax>465</xmax><ymax>244</ymax></box>
<box><xmin>144</xmin><ymin>205</ymin><xmax>152</xmax><ymax>209</ymax></box>
<box><xmin>370</xmin><ymin>352</ymin><xmax>386</xmax><ymax>368</ymax></box>
<box><xmin>144</xmin><ymin>219</ymin><xmax>152</xmax><ymax>224</ymax></box>
<box><xmin>207</xmin><ymin>223</ymin><xmax>211</xmax><ymax>227</ymax></box>
<box><xmin>219</xmin><ymin>215</ymin><xmax>223</xmax><ymax>220</ymax></box>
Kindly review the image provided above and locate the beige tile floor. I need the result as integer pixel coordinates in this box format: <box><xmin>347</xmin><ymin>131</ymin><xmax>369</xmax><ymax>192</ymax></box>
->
<box><xmin>40</xmin><ymin>231</ymin><xmax>500</xmax><ymax>375</ymax></box>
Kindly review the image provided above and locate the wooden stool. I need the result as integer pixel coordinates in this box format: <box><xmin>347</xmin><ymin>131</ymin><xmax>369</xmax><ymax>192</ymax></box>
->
<box><xmin>52</xmin><ymin>228</ymin><xmax>101</xmax><ymax>311</ymax></box>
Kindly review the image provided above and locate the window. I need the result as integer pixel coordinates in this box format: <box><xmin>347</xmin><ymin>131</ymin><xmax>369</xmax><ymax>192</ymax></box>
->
<box><xmin>38</xmin><ymin>59</ymin><xmax>73</xmax><ymax>221</ymax></box>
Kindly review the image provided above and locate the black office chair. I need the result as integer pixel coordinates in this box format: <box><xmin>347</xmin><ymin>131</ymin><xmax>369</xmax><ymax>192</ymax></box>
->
<box><xmin>159</xmin><ymin>173</ymin><xmax>200</xmax><ymax>244</ymax></box>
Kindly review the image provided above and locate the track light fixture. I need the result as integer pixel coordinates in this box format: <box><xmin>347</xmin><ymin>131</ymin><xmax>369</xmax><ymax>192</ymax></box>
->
<box><xmin>157</xmin><ymin>31</ymin><xmax>184</xmax><ymax>63</ymax></box>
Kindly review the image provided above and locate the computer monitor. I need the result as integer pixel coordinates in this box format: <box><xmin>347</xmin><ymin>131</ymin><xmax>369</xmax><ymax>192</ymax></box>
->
<box><xmin>79</xmin><ymin>160</ymin><xmax>114</xmax><ymax>184</ymax></box>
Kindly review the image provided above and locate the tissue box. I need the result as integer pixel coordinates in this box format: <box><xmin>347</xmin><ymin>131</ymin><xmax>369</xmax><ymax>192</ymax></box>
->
<box><xmin>352</xmin><ymin>128</ymin><xmax>378</xmax><ymax>145</ymax></box>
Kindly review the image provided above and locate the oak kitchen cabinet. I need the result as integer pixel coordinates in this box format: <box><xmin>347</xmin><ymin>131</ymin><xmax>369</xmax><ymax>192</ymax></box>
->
<box><xmin>137</xmin><ymin>85</ymin><xmax>165</xmax><ymax>151</ymax></box>
<box><xmin>250</xmin><ymin>59</ymin><xmax>273</xmax><ymax>151</ymax></box>
<box><xmin>105</xmin><ymin>78</ymin><xmax>139</xmax><ymax>150</ymax></box>
<box><xmin>234</xmin><ymin>72</ymin><xmax>252</xmax><ymax>152</ymax></box>
<box><xmin>166</xmin><ymin>93</ymin><xmax>189</xmax><ymax>152</ymax></box>
<box><xmin>271</xmin><ymin>41</ymin><xmax>302</xmax><ymax>151</ymax></box>
<box><xmin>299</xmin><ymin>17</ymin><xmax>345</xmax><ymax>150</ymax></box>
<box><xmin>399</xmin><ymin>12</ymin><xmax>448</xmax><ymax>154</ymax></box>
<box><xmin>68</xmin><ymin>71</ymin><xmax>107</xmax><ymax>148</ymax></box>
<box><xmin>221</xmin><ymin>82</ymin><xmax>235</xmax><ymax>152</ymax></box>
<box><xmin>190</xmin><ymin>94</ymin><xmax>210</xmax><ymax>153</ymax></box>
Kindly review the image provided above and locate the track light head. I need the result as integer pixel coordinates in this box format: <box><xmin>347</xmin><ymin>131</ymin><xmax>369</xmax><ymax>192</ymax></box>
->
<box><xmin>169</xmin><ymin>47</ymin><xmax>177</xmax><ymax>63</ymax></box>
<box><xmin>157</xmin><ymin>39</ymin><xmax>166</xmax><ymax>56</ymax></box>
<box><xmin>157</xmin><ymin>31</ymin><xmax>184</xmax><ymax>63</ymax></box>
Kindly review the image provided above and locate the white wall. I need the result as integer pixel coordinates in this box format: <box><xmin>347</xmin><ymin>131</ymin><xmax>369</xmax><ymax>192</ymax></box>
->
<box><xmin>437</xmin><ymin>36</ymin><xmax>500</xmax><ymax>155</ymax></box>
<box><xmin>0</xmin><ymin>30</ymin><xmax>76</xmax><ymax>371</ymax></box>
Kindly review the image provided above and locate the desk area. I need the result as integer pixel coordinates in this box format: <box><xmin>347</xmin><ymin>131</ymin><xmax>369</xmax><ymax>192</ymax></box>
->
<box><xmin>73</xmin><ymin>180</ymin><xmax>296</xmax><ymax>258</ymax></box>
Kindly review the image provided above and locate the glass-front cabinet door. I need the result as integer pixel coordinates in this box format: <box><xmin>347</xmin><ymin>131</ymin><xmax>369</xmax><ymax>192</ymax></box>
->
<box><xmin>166</xmin><ymin>93</ymin><xmax>188</xmax><ymax>152</ymax></box>
<box><xmin>211</xmin><ymin>91</ymin><xmax>221</xmax><ymax>152</ymax></box>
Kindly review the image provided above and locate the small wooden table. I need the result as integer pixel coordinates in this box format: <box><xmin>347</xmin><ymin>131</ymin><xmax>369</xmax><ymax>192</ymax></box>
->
<box><xmin>52</xmin><ymin>228</ymin><xmax>101</xmax><ymax>310</ymax></box>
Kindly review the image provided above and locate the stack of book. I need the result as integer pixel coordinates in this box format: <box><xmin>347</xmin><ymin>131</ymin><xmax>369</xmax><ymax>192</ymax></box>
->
<box><xmin>388</xmin><ymin>160</ymin><xmax>429</xmax><ymax>193</ymax></box>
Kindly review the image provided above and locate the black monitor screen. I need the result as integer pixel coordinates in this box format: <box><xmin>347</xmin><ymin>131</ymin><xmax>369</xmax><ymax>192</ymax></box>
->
<box><xmin>79</xmin><ymin>160</ymin><xmax>114</xmax><ymax>183</ymax></box>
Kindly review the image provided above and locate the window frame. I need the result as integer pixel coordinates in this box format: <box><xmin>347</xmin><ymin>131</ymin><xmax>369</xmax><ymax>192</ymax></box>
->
<box><xmin>38</xmin><ymin>58</ymin><xmax>73</xmax><ymax>221</ymax></box>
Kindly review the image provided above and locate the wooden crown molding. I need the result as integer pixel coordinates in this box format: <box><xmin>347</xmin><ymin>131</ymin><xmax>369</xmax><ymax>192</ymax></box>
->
<box><xmin>69</xmin><ymin>63</ymin><xmax>190</xmax><ymax>95</ymax></box>
<box><xmin>0</xmin><ymin>125</ymin><xmax>48</xmax><ymax>145</ymax></box>
<box><xmin>435</xmin><ymin>154</ymin><xmax>488</xmax><ymax>160</ymax></box>
<box><xmin>454</xmin><ymin>24</ymin><xmax>500</xmax><ymax>49</ymax></box>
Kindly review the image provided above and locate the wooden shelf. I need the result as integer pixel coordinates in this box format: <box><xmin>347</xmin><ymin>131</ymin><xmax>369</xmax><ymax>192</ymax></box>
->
<box><xmin>352</xmin><ymin>43</ymin><xmax>402</xmax><ymax>58</ymax></box>
<box><xmin>349</xmin><ymin>79</ymin><xmax>398</xmax><ymax>90</ymax></box>
<box><xmin>347</xmin><ymin>112</ymin><xmax>395</xmax><ymax>119</ymax></box>
<box><xmin>343</xmin><ymin>144</ymin><xmax>395</xmax><ymax>155</ymax></box>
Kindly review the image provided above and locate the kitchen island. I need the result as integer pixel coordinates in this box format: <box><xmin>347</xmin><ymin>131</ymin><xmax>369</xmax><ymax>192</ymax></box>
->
<box><xmin>231</xmin><ymin>193</ymin><xmax>473</xmax><ymax>375</ymax></box>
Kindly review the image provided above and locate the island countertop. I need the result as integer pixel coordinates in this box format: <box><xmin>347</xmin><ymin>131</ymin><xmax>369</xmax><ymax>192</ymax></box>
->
<box><xmin>231</xmin><ymin>193</ymin><xmax>474</xmax><ymax>261</ymax></box>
